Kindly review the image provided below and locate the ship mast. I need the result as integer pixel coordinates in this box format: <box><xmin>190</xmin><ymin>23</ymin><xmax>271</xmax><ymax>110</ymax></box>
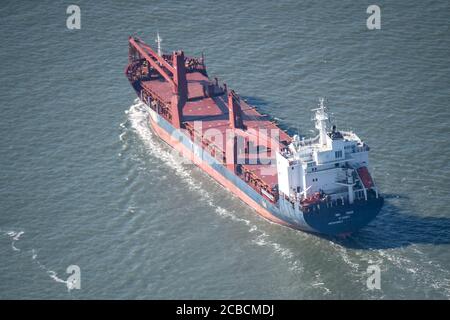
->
<box><xmin>313</xmin><ymin>98</ymin><xmax>329</xmax><ymax>146</ymax></box>
<box><xmin>155</xmin><ymin>32</ymin><xmax>163</xmax><ymax>56</ymax></box>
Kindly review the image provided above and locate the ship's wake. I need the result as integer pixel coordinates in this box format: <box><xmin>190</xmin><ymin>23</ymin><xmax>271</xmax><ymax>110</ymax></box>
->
<box><xmin>0</xmin><ymin>229</ymin><xmax>77</xmax><ymax>293</ymax></box>
<box><xmin>327</xmin><ymin>224</ymin><xmax>450</xmax><ymax>298</ymax></box>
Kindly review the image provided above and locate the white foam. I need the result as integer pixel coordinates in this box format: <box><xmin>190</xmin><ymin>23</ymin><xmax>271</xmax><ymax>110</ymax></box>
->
<box><xmin>311</xmin><ymin>282</ymin><xmax>324</xmax><ymax>286</ymax></box>
<box><xmin>31</xmin><ymin>249</ymin><xmax>37</xmax><ymax>260</ymax></box>
<box><xmin>2</xmin><ymin>230</ymin><xmax>76</xmax><ymax>292</ymax></box>
<box><xmin>4</xmin><ymin>230</ymin><xmax>24</xmax><ymax>251</ymax></box>
<box><xmin>376</xmin><ymin>248</ymin><xmax>450</xmax><ymax>296</ymax></box>
<box><xmin>329</xmin><ymin>241</ymin><xmax>360</xmax><ymax>272</ymax></box>
<box><xmin>347</xmin><ymin>238</ymin><xmax>450</xmax><ymax>298</ymax></box>
<box><xmin>13</xmin><ymin>231</ymin><xmax>24</xmax><ymax>241</ymax></box>
<box><xmin>47</xmin><ymin>270</ymin><xmax>68</xmax><ymax>284</ymax></box>
<box><xmin>309</xmin><ymin>271</ymin><xmax>332</xmax><ymax>295</ymax></box>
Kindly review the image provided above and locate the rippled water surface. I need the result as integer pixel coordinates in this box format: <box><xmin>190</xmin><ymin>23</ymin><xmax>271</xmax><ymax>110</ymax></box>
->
<box><xmin>0</xmin><ymin>0</ymin><xmax>449</xmax><ymax>299</ymax></box>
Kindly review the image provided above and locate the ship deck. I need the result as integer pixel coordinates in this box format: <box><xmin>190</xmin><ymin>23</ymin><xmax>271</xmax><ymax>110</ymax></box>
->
<box><xmin>142</xmin><ymin>72</ymin><xmax>210</xmax><ymax>103</ymax></box>
<box><xmin>144</xmin><ymin>69</ymin><xmax>291</xmax><ymax>190</ymax></box>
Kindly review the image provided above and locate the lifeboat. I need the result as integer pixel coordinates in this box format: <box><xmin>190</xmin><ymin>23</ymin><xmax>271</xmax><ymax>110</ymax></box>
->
<box><xmin>357</xmin><ymin>166</ymin><xmax>374</xmax><ymax>189</ymax></box>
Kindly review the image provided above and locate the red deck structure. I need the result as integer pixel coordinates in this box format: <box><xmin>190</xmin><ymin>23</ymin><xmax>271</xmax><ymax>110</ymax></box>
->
<box><xmin>126</xmin><ymin>37</ymin><xmax>292</xmax><ymax>202</ymax></box>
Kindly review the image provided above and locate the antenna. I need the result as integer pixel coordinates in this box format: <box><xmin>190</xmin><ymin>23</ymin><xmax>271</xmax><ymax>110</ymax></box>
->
<box><xmin>155</xmin><ymin>31</ymin><xmax>163</xmax><ymax>56</ymax></box>
<box><xmin>313</xmin><ymin>97</ymin><xmax>329</xmax><ymax>146</ymax></box>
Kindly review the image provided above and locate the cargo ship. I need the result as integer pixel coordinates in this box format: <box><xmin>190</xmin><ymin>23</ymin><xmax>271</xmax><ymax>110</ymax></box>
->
<box><xmin>125</xmin><ymin>34</ymin><xmax>383</xmax><ymax>236</ymax></box>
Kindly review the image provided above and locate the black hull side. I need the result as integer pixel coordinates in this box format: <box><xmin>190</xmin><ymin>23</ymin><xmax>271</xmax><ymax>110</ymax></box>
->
<box><xmin>303</xmin><ymin>197</ymin><xmax>384</xmax><ymax>236</ymax></box>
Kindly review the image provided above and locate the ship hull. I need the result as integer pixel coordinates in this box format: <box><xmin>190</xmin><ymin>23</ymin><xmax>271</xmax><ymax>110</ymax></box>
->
<box><xmin>139</xmin><ymin>99</ymin><xmax>382</xmax><ymax>236</ymax></box>
<box><xmin>303</xmin><ymin>197</ymin><xmax>383</xmax><ymax>236</ymax></box>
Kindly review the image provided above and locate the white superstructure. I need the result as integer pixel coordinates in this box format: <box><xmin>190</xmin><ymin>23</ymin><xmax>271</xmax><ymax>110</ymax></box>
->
<box><xmin>276</xmin><ymin>99</ymin><xmax>377</xmax><ymax>207</ymax></box>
